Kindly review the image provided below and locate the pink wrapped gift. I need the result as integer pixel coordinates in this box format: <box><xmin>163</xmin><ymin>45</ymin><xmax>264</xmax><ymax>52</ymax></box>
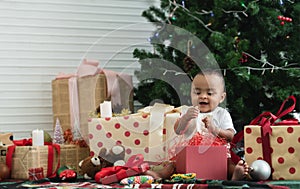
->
<box><xmin>175</xmin><ymin>146</ymin><xmax>227</xmax><ymax>180</ymax></box>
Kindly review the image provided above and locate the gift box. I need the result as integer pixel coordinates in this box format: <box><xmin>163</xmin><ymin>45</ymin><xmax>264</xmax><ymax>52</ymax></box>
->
<box><xmin>175</xmin><ymin>146</ymin><xmax>227</xmax><ymax>180</ymax></box>
<box><xmin>52</xmin><ymin>60</ymin><xmax>134</xmax><ymax>142</ymax></box>
<box><xmin>28</xmin><ymin>167</ymin><xmax>44</xmax><ymax>181</ymax></box>
<box><xmin>88</xmin><ymin>103</ymin><xmax>180</xmax><ymax>162</ymax></box>
<box><xmin>243</xmin><ymin>96</ymin><xmax>300</xmax><ymax>180</ymax></box>
<box><xmin>77</xmin><ymin>74</ymin><xmax>107</xmax><ymax>138</ymax></box>
<box><xmin>244</xmin><ymin>125</ymin><xmax>300</xmax><ymax>180</ymax></box>
<box><xmin>52</xmin><ymin>78</ymin><xmax>72</xmax><ymax>132</ymax></box>
<box><xmin>52</xmin><ymin>74</ymin><xmax>107</xmax><ymax>133</ymax></box>
<box><xmin>0</xmin><ymin>144</ymin><xmax>90</xmax><ymax>180</ymax></box>
<box><xmin>59</xmin><ymin>145</ymin><xmax>90</xmax><ymax>172</ymax></box>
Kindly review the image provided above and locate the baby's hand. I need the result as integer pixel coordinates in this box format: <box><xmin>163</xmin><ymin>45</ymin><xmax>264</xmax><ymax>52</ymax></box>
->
<box><xmin>175</xmin><ymin>106</ymin><xmax>198</xmax><ymax>135</ymax></box>
<box><xmin>202</xmin><ymin>115</ymin><xmax>216</xmax><ymax>133</ymax></box>
<box><xmin>184</xmin><ymin>106</ymin><xmax>199</xmax><ymax>121</ymax></box>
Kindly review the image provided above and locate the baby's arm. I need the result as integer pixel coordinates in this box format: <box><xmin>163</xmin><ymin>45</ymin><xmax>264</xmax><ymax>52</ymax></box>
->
<box><xmin>202</xmin><ymin>116</ymin><xmax>235</xmax><ymax>141</ymax></box>
<box><xmin>174</xmin><ymin>106</ymin><xmax>198</xmax><ymax>135</ymax></box>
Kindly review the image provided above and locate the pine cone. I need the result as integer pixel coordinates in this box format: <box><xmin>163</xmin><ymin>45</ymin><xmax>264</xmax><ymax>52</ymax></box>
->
<box><xmin>183</xmin><ymin>56</ymin><xmax>196</xmax><ymax>72</ymax></box>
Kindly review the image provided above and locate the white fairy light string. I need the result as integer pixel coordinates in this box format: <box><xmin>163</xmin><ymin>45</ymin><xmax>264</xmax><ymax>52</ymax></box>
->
<box><xmin>167</xmin><ymin>0</ymin><xmax>215</xmax><ymax>32</ymax></box>
<box><xmin>161</xmin><ymin>65</ymin><xmax>300</xmax><ymax>78</ymax></box>
<box><xmin>162</xmin><ymin>0</ymin><xmax>299</xmax><ymax>76</ymax></box>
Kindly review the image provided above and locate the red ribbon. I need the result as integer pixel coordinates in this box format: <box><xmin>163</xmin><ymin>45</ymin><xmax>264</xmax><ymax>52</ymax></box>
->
<box><xmin>230</xmin><ymin>96</ymin><xmax>298</xmax><ymax>166</ymax></box>
<box><xmin>13</xmin><ymin>138</ymin><xmax>52</xmax><ymax>146</ymax></box>
<box><xmin>95</xmin><ymin>154</ymin><xmax>150</xmax><ymax>184</ymax></box>
<box><xmin>124</xmin><ymin>153</ymin><xmax>144</xmax><ymax>167</ymax></box>
<box><xmin>47</xmin><ymin>144</ymin><xmax>61</xmax><ymax>178</ymax></box>
<box><xmin>249</xmin><ymin>96</ymin><xmax>297</xmax><ymax>136</ymax></box>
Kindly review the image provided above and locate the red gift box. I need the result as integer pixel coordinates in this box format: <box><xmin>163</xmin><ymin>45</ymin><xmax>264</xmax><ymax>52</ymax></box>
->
<box><xmin>175</xmin><ymin>146</ymin><xmax>227</xmax><ymax>180</ymax></box>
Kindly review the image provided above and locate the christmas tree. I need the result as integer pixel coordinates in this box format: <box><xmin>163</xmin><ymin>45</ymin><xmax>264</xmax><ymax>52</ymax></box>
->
<box><xmin>53</xmin><ymin>118</ymin><xmax>64</xmax><ymax>144</ymax></box>
<box><xmin>133</xmin><ymin>0</ymin><xmax>300</xmax><ymax>131</ymax></box>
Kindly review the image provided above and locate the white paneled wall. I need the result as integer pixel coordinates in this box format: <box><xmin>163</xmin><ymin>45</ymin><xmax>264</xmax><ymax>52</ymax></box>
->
<box><xmin>0</xmin><ymin>0</ymin><xmax>159</xmax><ymax>139</ymax></box>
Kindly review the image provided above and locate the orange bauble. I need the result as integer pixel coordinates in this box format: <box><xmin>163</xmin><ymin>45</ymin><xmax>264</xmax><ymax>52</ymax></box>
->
<box><xmin>0</xmin><ymin>163</ymin><xmax>10</xmax><ymax>180</ymax></box>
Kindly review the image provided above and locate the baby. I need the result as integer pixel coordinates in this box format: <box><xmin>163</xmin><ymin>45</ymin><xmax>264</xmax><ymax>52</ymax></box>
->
<box><xmin>174</xmin><ymin>69</ymin><xmax>248</xmax><ymax>180</ymax></box>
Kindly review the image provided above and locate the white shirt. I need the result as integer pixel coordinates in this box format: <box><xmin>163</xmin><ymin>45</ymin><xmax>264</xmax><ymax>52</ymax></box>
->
<box><xmin>184</xmin><ymin>107</ymin><xmax>236</xmax><ymax>139</ymax></box>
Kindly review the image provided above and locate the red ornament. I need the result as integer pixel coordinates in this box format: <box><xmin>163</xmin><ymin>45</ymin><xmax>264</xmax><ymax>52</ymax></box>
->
<box><xmin>277</xmin><ymin>15</ymin><xmax>292</xmax><ymax>25</ymax></box>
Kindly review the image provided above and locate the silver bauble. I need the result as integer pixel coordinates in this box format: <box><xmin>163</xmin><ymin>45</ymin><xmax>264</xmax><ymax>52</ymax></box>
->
<box><xmin>250</xmin><ymin>160</ymin><xmax>271</xmax><ymax>181</ymax></box>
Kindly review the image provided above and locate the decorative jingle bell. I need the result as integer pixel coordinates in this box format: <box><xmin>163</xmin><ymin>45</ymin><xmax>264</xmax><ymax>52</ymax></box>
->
<box><xmin>249</xmin><ymin>160</ymin><xmax>271</xmax><ymax>181</ymax></box>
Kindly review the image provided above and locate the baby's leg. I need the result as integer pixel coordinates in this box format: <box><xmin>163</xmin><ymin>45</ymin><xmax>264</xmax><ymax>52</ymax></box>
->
<box><xmin>227</xmin><ymin>158</ymin><xmax>236</xmax><ymax>180</ymax></box>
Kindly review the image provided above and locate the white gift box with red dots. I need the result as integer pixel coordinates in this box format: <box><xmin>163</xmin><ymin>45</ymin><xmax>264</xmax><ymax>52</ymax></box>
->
<box><xmin>87</xmin><ymin>110</ymin><xmax>180</xmax><ymax>162</ymax></box>
<box><xmin>244</xmin><ymin>125</ymin><xmax>300</xmax><ymax>180</ymax></box>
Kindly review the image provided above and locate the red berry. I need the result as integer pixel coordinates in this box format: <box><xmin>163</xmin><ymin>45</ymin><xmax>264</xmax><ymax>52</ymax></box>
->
<box><xmin>280</xmin><ymin>21</ymin><xmax>285</xmax><ymax>25</ymax></box>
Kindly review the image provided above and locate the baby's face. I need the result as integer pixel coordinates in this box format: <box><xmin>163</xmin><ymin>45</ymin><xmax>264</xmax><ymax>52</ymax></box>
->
<box><xmin>191</xmin><ymin>74</ymin><xmax>226</xmax><ymax>113</ymax></box>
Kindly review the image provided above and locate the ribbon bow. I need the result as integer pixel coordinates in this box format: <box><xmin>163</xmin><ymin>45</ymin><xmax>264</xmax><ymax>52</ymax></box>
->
<box><xmin>230</xmin><ymin>96</ymin><xmax>298</xmax><ymax>166</ymax></box>
<box><xmin>95</xmin><ymin>154</ymin><xmax>150</xmax><ymax>184</ymax></box>
<box><xmin>249</xmin><ymin>95</ymin><xmax>297</xmax><ymax>136</ymax></box>
<box><xmin>13</xmin><ymin>138</ymin><xmax>52</xmax><ymax>146</ymax></box>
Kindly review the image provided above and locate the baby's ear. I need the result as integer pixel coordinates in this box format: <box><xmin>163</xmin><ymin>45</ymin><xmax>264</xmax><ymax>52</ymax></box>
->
<box><xmin>220</xmin><ymin>92</ymin><xmax>226</xmax><ymax>103</ymax></box>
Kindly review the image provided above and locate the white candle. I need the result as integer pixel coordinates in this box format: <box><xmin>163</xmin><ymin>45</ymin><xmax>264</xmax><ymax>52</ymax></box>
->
<box><xmin>100</xmin><ymin>101</ymin><xmax>112</xmax><ymax>118</ymax></box>
<box><xmin>32</xmin><ymin>129</ymin><xmax>44</xmax><ymax>146</ymax></box>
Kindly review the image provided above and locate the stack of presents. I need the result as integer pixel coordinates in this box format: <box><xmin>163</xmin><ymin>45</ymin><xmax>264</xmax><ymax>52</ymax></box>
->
<box><xmin>0</xmin><ymin>60</ymin><xmax>300</xmax><ymax>188</ymax></box>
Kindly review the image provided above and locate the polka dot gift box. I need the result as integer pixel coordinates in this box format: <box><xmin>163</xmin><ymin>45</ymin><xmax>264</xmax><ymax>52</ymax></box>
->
<box><xmin>244</xmin><ymin>125</ymin><xmax>300</xmax><ymax>180</ymax></box>
<box><xmin>88</xmin><ymin>103</ymin><xmax>181</xmax><ymax>162</ymax></box>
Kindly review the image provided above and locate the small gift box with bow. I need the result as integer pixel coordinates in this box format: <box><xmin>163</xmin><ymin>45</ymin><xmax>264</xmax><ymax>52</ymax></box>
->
<box><xmin>28</xmin><ymin>167</ymin><xmax>44</xmax><ymax>181</ymax></box>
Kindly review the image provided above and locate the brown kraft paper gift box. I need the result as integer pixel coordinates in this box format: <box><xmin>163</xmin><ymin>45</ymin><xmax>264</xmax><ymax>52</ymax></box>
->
<box><xmin>0</xmin><ymin>144</ymin><xmax>90</xmax><ymax>180</ymax></box>
<box><xmin>52</xmin><ymin>74</ymin><xmax>107</xmax><ymax>132</ymax></box>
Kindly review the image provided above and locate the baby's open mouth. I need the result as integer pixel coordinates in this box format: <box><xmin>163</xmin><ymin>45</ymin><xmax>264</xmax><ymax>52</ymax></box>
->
<box><xmin>199</xmin><ymin>102</ymin><xmax>209</xmax><ymax>105</ymax></box>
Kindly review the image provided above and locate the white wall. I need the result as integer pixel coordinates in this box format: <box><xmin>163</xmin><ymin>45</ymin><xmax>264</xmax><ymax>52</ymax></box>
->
<box><xmin>0</xmin><ymin>0</ymin><xmax>159</xmax><ymax>139</ymax></box>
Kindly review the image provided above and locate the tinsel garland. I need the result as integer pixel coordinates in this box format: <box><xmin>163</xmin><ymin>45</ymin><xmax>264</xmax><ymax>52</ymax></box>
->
<box><xmin>188</xmin><ymin>132</ymin><xmax>227</xmax><ymax>146</ymax></box>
